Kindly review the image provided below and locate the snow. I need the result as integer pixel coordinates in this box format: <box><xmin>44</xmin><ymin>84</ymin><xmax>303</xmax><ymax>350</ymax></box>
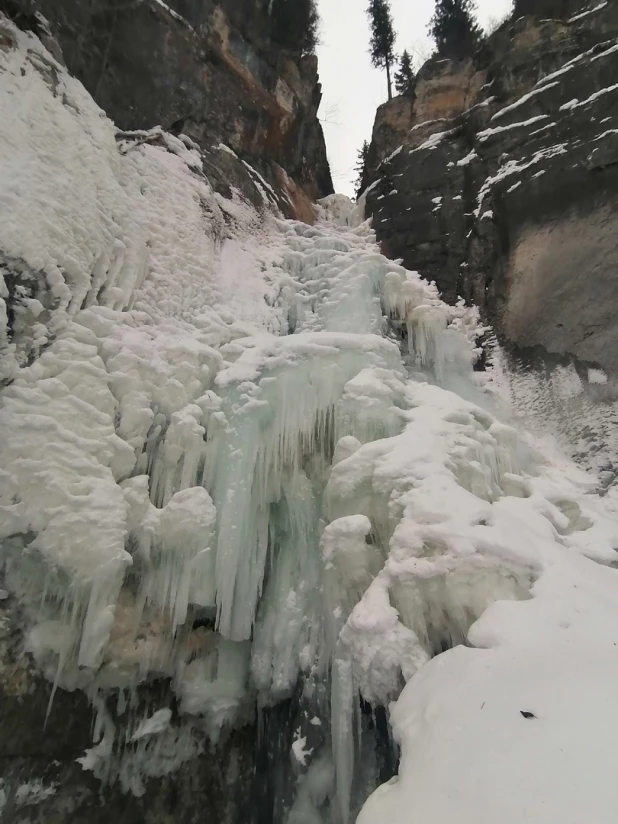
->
<box><xmin>560</xmin><ymin>83</ymin><xmax>618</xmax><ymax>111</ymax></box>
<box><xmin>359</xmin><ymin>639</ymin><xmax>618</xmax><ymax>824</ymax></box>
<box><xmin>356</xmin><ymin>178</ymin><xmax>381</xmax><ymax>204</ymax></box>
<box><xmin>3</xmin><ymin>16</ymin><xmax>618</xmax><ymax>824</ymax></box>
<box><xmin>382</xmin><ymin>145</ymin><xmax>402</xmax><ymax>165</ymax></box>
<box><xmin>529</xmin><ymin>121</ymin><xmax>557</xmax><ymax>137</ymax></box>
<box><xmin>241</xmin><ymin>159</ymin><xmax>280</xmax><ymax>205</ymax></box>
<box><xmin>292</xmin><ymin>733</ymin><xmax>314</xmax><ymax>766</ymax></box>
<box><xmin>328</xmin><ymin>376</ymin><xmax>618</xmax><ymax>820</ymax></box>
<box><xmin>217</xmin><ymin>143</ymin><xmax>239</xmax><ymax>157</ymax></box>
<box><xmin>476</xmin><ymin>144</ymin><xmax>568</xmax><ymax>216</ymax></box>
<box><xmin>409</xmin><ymin>117</ymin><xmax>447</xmax><ymax>133</ymax></box>
<box><xmin>487</xmin><ymin>347</ymin><xmax>618</xmax><ymax>484</ymax></box>
<box><xmin>569</xmin><ymin>1</ymin><xmax>608</xmax><ymax>23</ymax></box>
<box><xmin>591</xmin><ymin>42</ymin><xmax>618</xmax><ymax>62</ymax></box>
<box><xmin>149</xmin><ymin>0</ymin><xmax>191</xmax><ymax>27</ymax></box>
<box><xmin>491</xmin><ymin>83</ymin><xmax>560</xmax><ymax>121</ymax></box>
<box><xmin>535</xmin><ymin>43</ymin><xmax>606</xmax><ymax>88</ymax></box>
<box><xmin>595</xmin><ymin>128</ymin><xmax>618</xmax><ymax>141</ymax></box>
<box><xmin>456</xmin><ymin>150</ymin><xmax>477</xmax><ymax>166</ymax></box>
<box><xmin>409</xmin><ymin>131</ymin><xmax>449</xmax><ymax>154</ymax></box>
<box><xmin>588</xmin><ymin>368</ymin><xmax>608</xmax><ymax>385</ymax></box>
<box><xmin>477</xmin><ymin>114</ymin><xmax>550</xmax><ymax>142</ymax></box>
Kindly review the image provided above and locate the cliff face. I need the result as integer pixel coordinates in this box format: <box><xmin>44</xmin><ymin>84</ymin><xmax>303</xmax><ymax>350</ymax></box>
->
<box><xmin>365</xmin><ymin>0</ymin><xmax>618</xmax><ymax>375</ymax></box>
<box><xmin>1</xmin><ymin>0</ymin><xmax>333</xmax><ymax>216</ymax></box>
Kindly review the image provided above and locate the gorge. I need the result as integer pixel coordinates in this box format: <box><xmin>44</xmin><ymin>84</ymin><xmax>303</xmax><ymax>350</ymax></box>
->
<box><xmin>1</xmin><ymin>2</ymin><xmax>618</xmax><ymax>823</ymax></box>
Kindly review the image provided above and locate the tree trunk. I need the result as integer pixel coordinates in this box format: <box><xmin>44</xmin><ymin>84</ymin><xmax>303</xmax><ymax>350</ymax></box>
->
<box><xmin>386</xmin><ymin>60</ymin><xmax>392</xmax><ymax>101</ymax></box>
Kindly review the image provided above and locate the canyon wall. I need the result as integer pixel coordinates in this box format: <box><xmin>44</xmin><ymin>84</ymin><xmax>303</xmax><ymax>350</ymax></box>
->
<box><xmin>365</xmin><ymin>0</ymin><xmax>618</xmax><ymax>374</ymax></box>
<box><xmin>1</xmin><ymin>0</ymin><xmax>333</xmax><ymax>217</ymax></box>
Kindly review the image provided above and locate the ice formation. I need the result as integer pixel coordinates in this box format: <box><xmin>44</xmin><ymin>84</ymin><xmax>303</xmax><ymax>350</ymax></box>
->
<box><xmin>2</xmin><ymin>16</ymin><xmax>618</xmax><ymax>824</ymax></box>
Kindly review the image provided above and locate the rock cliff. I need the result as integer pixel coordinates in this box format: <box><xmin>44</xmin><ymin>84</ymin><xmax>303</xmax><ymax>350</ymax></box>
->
<box><xmin>365</xmin><ymin>0</ymin><xmax>618</xmax><ymax>375</ymax></box>
<box><xmin>1</xmin><ymin>0</ymin><xmax>333</xmax><ymax>218</ymax></box>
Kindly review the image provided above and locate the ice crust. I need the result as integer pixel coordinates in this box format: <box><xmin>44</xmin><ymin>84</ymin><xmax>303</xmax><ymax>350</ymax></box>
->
<box><xmin>2</xmin><ymin>17</ymin><xmax>618</xmax><ymax>824</ymax></box>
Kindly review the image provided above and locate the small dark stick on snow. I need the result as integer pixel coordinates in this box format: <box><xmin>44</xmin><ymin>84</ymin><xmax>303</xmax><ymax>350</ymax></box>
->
<box><xmin>520</xmin><ymin>711</ymin><xmax>537</xmax><ymax>719</ymax></box>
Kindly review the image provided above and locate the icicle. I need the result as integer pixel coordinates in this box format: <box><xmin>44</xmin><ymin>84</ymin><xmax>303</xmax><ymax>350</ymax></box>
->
<box><xmin>331</xmin><ymin>650</ymin><xmax>355</xmax><ymax>824</ymax></box>
<box><xmin>408</xmin><ymin>305</ymin><xmax>448</xmax><ymax>382</ymax></box>
<box><xmin>139</xmin><ymin>486</ymin><xmax>217</xmax><ymax>630</ymax></box>
<box><xmin>4</xmin><ymin>52</ymin><xmax>618</xmax><ymax>822</ymax></box>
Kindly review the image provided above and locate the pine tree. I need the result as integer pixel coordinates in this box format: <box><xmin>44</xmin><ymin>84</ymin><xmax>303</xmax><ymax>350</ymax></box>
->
<box><xmin>354</xmin><ymin>141</ymin><xmax>371</xmax><ymax>199</ymax></box>
<box><xmin>271</xmin><ymin>0</ymin><xmax>320</xmax><ymax>56</ymax></box>
<box><xmin>394</xmin><ymin>50</ymin><xmax>415</xmax><ymax>97</ymax></box>
<box><xmin>429</xmin><ymin>0</ymin><xmax>483</xmax><ymax>60</ymax></box>
<box><xmin>366</xmin><ymin>0</ymin><xmax>397</xmax><ymax>101</ymax></box>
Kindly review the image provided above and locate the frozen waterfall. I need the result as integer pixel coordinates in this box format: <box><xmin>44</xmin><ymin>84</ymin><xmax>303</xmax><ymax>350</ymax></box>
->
<box><xmin>3</xmin><ymin>18</ymin><xmax>618</xmax><ymax>824</ymax></box>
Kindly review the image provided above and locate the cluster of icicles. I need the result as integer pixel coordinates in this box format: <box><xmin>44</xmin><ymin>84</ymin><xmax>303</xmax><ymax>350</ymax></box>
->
<box><xmin>3</xmin><ymin>200</ymin><xmax>615</xmax><ymax>820</ymax></box>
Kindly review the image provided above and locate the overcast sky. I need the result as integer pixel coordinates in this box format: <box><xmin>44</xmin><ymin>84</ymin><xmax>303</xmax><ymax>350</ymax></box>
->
<box><xmin>316</xmin><ymin>0</ymin><xmax>514</xmax><ymax>196</ymax></box>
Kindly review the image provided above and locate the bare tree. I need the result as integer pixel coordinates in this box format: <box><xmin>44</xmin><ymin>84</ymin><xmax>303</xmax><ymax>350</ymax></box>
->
<box><xmin>484</xmin><ymin>4</ymin><xmax>513</xmax><ymax>35</ymax></box>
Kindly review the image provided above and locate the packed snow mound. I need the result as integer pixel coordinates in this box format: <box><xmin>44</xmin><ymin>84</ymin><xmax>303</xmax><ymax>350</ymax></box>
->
<box><xmin>359</xmin><ymin>558</ymin><xmax>618</xmax><ymax>824</ymax></box>
<box><xmin>2</xmin><ymin>14</ymin><xmax>618</xmax><ymax>824</ymax></box>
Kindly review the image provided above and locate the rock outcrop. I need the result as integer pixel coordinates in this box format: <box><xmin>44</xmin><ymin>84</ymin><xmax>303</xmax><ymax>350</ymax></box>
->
<box><xmin>365</xmin><ymin>0</ymin><xmax>618</xmax><ymax>375</ymax></box>
<box><xmin>0</xmin><ymin>0</ymin><xmax>333</xmax><ymax>217</ymax></box>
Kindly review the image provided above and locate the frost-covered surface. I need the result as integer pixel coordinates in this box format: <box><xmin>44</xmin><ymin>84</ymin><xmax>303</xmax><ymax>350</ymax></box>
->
<box><xmin>487</xmin><ymin>347</ymin><xmax>618</xmax><ymax>488</ymax></box>
<box><xmin>2</xmin><ymin>16</ymin><xmax>618</xmax><ymax>824</ymax></box>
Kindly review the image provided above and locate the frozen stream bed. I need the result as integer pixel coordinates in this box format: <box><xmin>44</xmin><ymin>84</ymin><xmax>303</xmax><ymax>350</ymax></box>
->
<box><xmin>2</xmin><ymin>17</ymin><xmax>618</xmax><ymax>824</ymax></box>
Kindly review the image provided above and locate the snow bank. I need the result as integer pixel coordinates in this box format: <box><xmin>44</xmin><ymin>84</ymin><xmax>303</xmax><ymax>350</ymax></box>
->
<box><xmin>359</xmin><ymin>557</ymin><xmax>618</xmax><ymax>824</ymax></box>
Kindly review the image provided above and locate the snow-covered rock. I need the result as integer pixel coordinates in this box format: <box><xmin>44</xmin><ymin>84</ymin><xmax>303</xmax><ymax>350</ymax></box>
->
<box><xmin>2</xmin><ymin>13</ymin><xmax>618</xmax><ymax>824</ymax></box>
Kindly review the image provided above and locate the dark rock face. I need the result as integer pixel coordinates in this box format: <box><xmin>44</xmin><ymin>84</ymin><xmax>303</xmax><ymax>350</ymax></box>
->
<box><xmin>0</xmin><ymin>689</ymin><xmax>256</xmax><ymax>824</ymax></box>
<box><xmin>0</xmin><ymin>0</ymin><xmax>333</xmax><ymax>213</ymax></box>
<box><xmin>365</xmin><ymin>0</ymin><xmax>618</xmax><ymax>374</ymax></box>
<box><xmin>0</xmin><ymin>587</ymin><xmax>309</xmax><ymax>824</ymax></box>
<box><xmin>0</xmin><ymin>590</ymin><xmax>252</xmax><ymax>824</ymax></box>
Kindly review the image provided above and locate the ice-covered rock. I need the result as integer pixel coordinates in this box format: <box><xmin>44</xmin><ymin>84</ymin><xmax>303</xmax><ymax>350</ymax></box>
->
<box><xmin>2</xmin><ymin>13</ymin><xmax>618</xmax><ymax>824</ymax></box>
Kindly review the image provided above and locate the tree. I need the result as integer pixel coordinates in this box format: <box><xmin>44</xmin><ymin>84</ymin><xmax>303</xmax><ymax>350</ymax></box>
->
<box><xmin>429</xmin><ymin>0</ymin><xmax>484</xmax><ymax>60</ymax></box>
<box><xmin>271</xmin><ymin>0</ymin><xmax>320</xmax><ymax>56</ymax></box>
<box><xmin>354</xmin><ymin>141</ymin><xmax>371</xmax><ymax>199</ymax></box>
<box><xmin>366</xmin><ymin>0</ymin><xmax>397</xmax><ymax>101</ymax></box>
<box><xmin>394</xmin><ymin>50</ymin><xmax>415</xmax><ymax>97</ymax></box>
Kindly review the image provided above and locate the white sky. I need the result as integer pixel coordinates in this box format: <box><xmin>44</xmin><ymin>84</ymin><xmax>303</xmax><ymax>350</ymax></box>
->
<box><xmin>316</xmin><ymin>0</ymin><xmax>514</xmax><ymax>196</ymax></box>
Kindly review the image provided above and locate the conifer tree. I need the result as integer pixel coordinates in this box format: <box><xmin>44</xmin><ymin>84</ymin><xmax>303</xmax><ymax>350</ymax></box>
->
<box><xmin>366</xmin><ymin>0</ymin><xmax>397</xmax><ymax>101</ymax></box>
<box><xmin>394</xmin><ymin>50</ymin><xmax>415</xmax><ymax>97</ymax></box>
<box><xmin>354</xmin><ymin>141</ymin><xmax>371</xmax><ymax>199</ymax></box>
<box><xmin>429</xmin><ymin>0</ymin><xmax>483</xmax><ymax>60</ymax></box>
